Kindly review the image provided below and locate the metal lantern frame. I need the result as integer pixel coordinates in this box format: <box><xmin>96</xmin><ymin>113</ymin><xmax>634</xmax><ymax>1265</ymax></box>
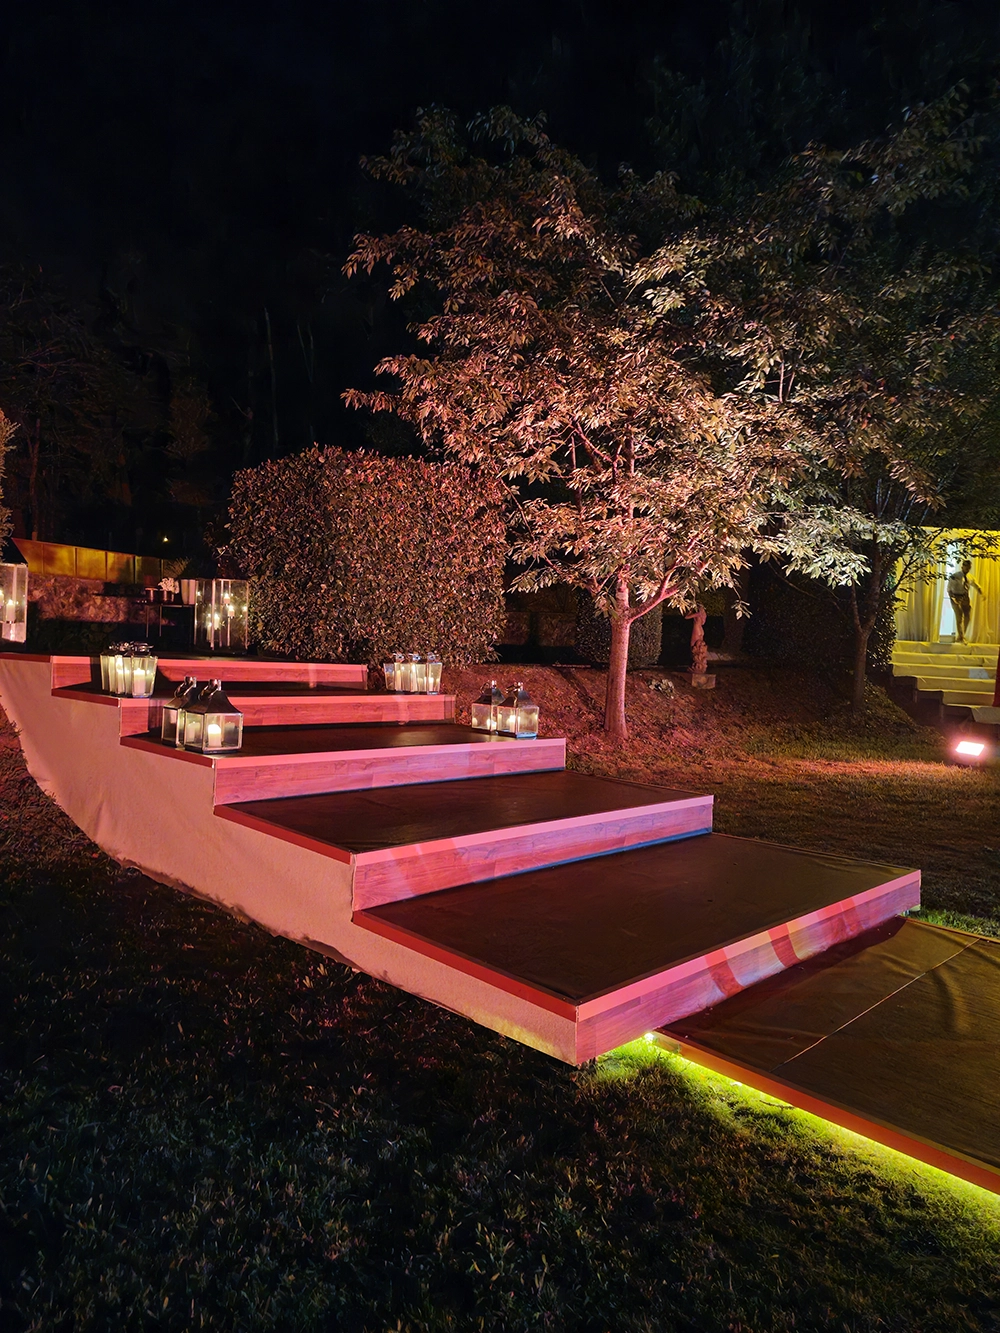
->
<box><xmin>181</xmin><ymin>679</ymin><xmax>244</xmax><ymax>753</ymax></box>
<box><xmin>0</xmin><ymin>561</ymin><xmax>28</xmax><ymax>643</ymax></box>
<box><xmin>100</xmin><ymin>642</ymin><xmax>158</xmax><ymax>697</ymax></box>
<box><xmin>470</xmin><ymin>680</ymin><xmax>505</xmax><ymax>733</ymax></box>
<box><xmin>382</xmin><ymin>651</ymin><xmax>443</xmax><ymax>694</ymax></box>
<box><xmin>161</xmin><ymin>675</ymin><xmax>199</xmax><ymax>747</ymax></box>
<box><xmin>497</xmin><ymin>682</ymin><xmax>539</xmax><ymax>739</ymax></box>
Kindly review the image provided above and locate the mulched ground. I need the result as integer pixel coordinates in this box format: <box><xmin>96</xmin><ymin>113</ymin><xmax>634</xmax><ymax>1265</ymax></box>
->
<box><xmin>2</xmin><ymin>665</ymin><xmax>999</xmax><ymax>1332</ymax></box>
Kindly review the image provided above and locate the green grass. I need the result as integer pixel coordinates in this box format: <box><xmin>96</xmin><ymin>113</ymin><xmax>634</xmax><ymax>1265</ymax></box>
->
<box><xmin>3</xmin><ymin>706</ymin><xmax>1000</xmax><ymax>1330</ymax></box>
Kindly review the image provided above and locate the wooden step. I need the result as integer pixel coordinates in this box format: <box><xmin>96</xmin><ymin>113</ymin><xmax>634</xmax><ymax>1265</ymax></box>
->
<box><xmin>217</xmin><ymin>770</ymin><xmax>714</xmax><ymax>908</ymax></box>
<box><xmin>122</xmin><ymin>722</ymin><xmax>566</xmax><ymax>801</ymax></box>
<box><xmin>355</xmin><ymin>834</ymin><xmax>919</xmax><ymax>1063</ymax></box>
<box><xmin>48</xmin><ymin>653</ymin><xmax>368</xmax><ymax>691</ymax></box>
<box><xmin>55</xmin><ymin>682</ymin><xmax>455</xmax><ymax>732</ymax></box>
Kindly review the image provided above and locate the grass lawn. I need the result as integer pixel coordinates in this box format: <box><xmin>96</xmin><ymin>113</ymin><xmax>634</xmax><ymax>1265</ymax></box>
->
<box><xmin>2</xmin><ymin>665</ymin><xmax>1000</xmax><ymax>1331</ymax></box>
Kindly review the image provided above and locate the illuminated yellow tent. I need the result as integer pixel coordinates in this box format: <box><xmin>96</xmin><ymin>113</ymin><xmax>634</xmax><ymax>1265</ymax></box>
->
<box><xmin>894</xmin><ymin>528</ymin><xmax>1000</xmax><ymax>646</ymax></box>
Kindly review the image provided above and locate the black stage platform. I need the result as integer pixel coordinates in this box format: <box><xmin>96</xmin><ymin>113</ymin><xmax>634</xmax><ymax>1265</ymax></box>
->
<box><xmin>664</xmin><ymin>917</ymin><xmax>1000</xmax><ymax>1190</ymax></box>
<box><xmin>357</xmin><ymin>834</ymin><xmax>913</xmax><ymax>1005</ymax></box>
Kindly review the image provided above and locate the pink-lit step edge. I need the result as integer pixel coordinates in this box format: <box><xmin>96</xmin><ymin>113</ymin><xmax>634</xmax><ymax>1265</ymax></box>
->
<box><xmin>218</xmin><ymin>790</ymin><xmax>714</xmax><ymax>910</ymax></box>
<box><xmin>357</xmin><ymin>868</ymin><xmax>920</xmax><ymax>1064</ymax></box>
<box><xmin>120</xmin><ymin>731</ymin><xmax>566</xmax><ymax>802</ymax></box>
<box><xmin>58</xmin><ymin>687</ymin><xmax>456</xmax><ymax>733</ymax></box>
<box><xmin>47</xmin><ymin>654</ymin><xmax>368</xmax><ymax>691</ymax></box>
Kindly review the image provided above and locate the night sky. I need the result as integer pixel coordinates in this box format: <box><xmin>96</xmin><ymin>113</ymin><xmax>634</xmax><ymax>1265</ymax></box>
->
<box><xmin>2</xmin><ymin>0</ymin><xmax>999</xmax><ymax>546</ymax></box>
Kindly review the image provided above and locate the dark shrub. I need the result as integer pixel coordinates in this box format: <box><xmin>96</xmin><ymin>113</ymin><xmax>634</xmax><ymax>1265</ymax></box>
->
<box><xmin>226</xmin><ymin>446</ymin><xmax>506</xmax><ymax>663</ymax></box>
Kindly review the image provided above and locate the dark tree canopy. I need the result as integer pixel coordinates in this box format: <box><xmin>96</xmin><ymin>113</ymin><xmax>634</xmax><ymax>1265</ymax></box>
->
<box><xmin>2</xmin><ymin>1</ymin><xmax>1000</xmax><ymax>549</ymax></box>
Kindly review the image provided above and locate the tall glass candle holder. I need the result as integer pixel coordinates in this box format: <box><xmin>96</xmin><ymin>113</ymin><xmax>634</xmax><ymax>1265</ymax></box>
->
<box><xmin>161</xmin><ymin>676</ymin><xmax>198</xmax><ymax>746</ymax></box>
<box><xmin>127</xmin><ymin>646</ymin><xmax>158</xmax><ymax>698</ymax></box>
<box><xmin>471</xmin><ymin>681</ymin><xmax>505</xmax><ymax>732</ymax></box>
<box><xmin>497</xmin><ymin>682</ymin><xmax>539</xmax><ymax>738</ymax></box>
<box><xmin>424</xmin><ymin>653</ymin><xmax>442</xmax><ymax>694</ymax></box>
<box><xmin>0</xmin><ymin>562</ymin><xmax>28</xmax><ymax>643</ymax></box>
<box><xmin>194</xmin><ymin>579</ymin><xmax>249</xmax><ymax>652</ymax></box>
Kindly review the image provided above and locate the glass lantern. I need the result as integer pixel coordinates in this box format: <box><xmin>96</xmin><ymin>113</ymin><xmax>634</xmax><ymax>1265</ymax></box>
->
<box><xmin>424</xmin><ymin>653</ymin><xmax>442</xmax><ymax>695</ymax></box>
<box><xmin>194</xmin><ymin>579</ymin><xmax>249</xmax><ymax>652</ymax></box>
<box><xmin>406</xmin><ymin>653</ymin><xmax>423</xmax><ymax>693</ymax></box>
<box><xmin>497</xmin><ymin>683</ymin><xmax>539</xmax><ymax>739</ymax></box>
<box><xmin>0</xmin><ymin>562</ymin><xmax>28</xmax><ymax>643</ymax></box>
<box><xmin>471</xmin><ymin>681</ymin><xmax>505</xmax><ymax>733</ymax></box>
<box><xmin>160</xmin><ymin>675</ymin><xmax>198</xmax><ymax>747</ymax></box>
<box><xmin>182</xmin><ymin>679</ymin><xmax>244</xmax><ymax>753</ymax></box>
<box><xmin>100</xmin><ymin>641</ymin><xmax>130</xmax><ymax>692</ymax></box>
<box><xmin>125</xmin><ymin>643</ymin><xmax>158</xmax><ymax>698</ymax></box>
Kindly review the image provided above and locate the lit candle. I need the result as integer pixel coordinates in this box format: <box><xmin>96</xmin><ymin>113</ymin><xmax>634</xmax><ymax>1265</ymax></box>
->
<box><xmin>206</xmin><ymin>722</ymin><xmax>223</xmax><ymax>748</ymax></box>
<box><xmin>3</xmin><ymin>598</ymin><xmax>13</xmax><ymax>623</ymax></box>
<box><xmin>131</xmin><ymin>667</ymin><xmax>147</xmax><ymax>696</ymax></box>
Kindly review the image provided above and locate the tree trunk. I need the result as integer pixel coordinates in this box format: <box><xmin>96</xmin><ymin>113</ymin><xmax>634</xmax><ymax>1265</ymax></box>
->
<box><xmin>604</xmin><ymin>577</ymin><xmax>632</xmax><ymax>740</ymax></box>
<box><xmin>851</xmin><ymin>623</ymin><xmax>872</xmax><ymax>713</ymax></box>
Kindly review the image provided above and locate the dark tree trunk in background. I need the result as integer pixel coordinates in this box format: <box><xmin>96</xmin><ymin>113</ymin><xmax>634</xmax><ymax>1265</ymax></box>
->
<box><xmin>849</xmin><ymin>548</ymin><xmax>885</xmax><ymax>714</ymax></box>
<box><xmin>604</xmin><ymin>575</ymin><xmax>633</xmax><ymax>740</ymax></box>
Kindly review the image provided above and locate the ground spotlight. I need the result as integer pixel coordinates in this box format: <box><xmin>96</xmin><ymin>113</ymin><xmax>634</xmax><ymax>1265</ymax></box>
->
<box><xmin>952</xmin><ymin>737</ymin><xmax>989</xmax><ymax>765</ymax></box>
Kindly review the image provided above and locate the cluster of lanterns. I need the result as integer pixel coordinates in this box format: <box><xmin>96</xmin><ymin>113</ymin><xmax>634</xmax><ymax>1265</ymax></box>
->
<box><xmin>471</xmin><ymin>680</ymin><xmax>539</xmax><ymax>739</ymax></box>
<box><xmin>161</xmin><ymin>676</ymin><xmax>244</xmax><ymax>753</ymax></box>
<box><xmin>100</xmin><ymin>642</ymin><xmax>159</xmax><ymax>697</ymax></box>
<box><xmin>382</xmin><ymin>652</ymin><xmax>443</xmax><ymax>694</ymax></box>
<box><xmin>1</xmin><ymin>561</ymin><xmax>28</xmax><ymax>643</ymax></box>
<box><xmin>194</xmin><ymin>579</ymin><xmax>249</xmax><ymax>653</ymax></box>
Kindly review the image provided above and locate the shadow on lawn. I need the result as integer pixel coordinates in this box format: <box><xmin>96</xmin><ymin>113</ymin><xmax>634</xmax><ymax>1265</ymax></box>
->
<box><xmin>3</xmin><ymin>707</ymin><xmax>1000</xmax><ymax>1331</ymax></box>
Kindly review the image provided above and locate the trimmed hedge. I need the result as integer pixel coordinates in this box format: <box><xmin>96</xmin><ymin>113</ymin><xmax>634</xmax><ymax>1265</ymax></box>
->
<box><xmin>575</xmin><ymin>594</ymin><xmax>663</xmax><ymax>669</ymax></box>
<box><xmin>226</xmin><ymin>446</ymin><xmax>506</xmax><ymax>664</ymax></box>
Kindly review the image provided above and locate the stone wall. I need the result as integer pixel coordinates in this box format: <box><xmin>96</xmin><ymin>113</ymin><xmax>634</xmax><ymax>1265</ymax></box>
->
<box><xmin>28</xmin><ymin>575</ymin><xmax>134</xmax><ymax>624</ymax></box>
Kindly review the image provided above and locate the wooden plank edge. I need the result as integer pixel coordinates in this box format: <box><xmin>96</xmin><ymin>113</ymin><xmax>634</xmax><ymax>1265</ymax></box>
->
<box><xmin>120</xmin><ymin>735</ymin><xmax>214</xmax><ymax>767</ymax></box>
<box><xmin>351</xmin><ymin>910</ymin><xmax>578</xmax><ymax>1019</ymax></box>
<box><xmin>659</xmin><ymin>1034</ymin><xmax>1000</xmax><ymax>1197</ymax></box>
<box><xmin>213</xmin><ymin>803</ymin><xmax>354</xmax><ymax>865</ymax></box>
<box><xmin>51</xmin><ymin>686</ymin><xmax>119</xmax><ymax>708</ymax></box>
<box><xmin>213</xmin><ymin>735</ymin><xmax>566</xmax><ymax>773</ymax></box>
<box><xmin>353</xmin><ymin>795</ymin><xmax>715</xmax><ymax>869</ymax></box>
<box><xmin>574</xmin><ymin>871</ymin><xmax>920</xmax><ymax>1019</ymax></box>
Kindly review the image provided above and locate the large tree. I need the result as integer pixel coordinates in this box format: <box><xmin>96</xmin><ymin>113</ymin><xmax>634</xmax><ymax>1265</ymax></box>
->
<box><xmin>345</xmin><ymin>110</ymin><xmax>823</xmax><ymax>738</ymax></box>
<box><xmin>636</xmin><ymin>89</ymin><xmax>1000</xmax><ymax>708</ymax></box>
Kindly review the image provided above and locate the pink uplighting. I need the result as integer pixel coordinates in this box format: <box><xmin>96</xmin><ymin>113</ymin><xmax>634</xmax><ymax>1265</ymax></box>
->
<box><xmin>955</xmin><ymin>740</ymin><xmax>986</xmax><ymax>758</ymax></box>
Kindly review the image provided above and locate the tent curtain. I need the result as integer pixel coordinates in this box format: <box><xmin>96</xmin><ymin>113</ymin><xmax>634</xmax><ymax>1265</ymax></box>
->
<box><xmin>895</xmin><ymin>555</ymin><xmax>945</xmax><ymax>643</ymax></box>
<box><xmin>895</xmin><ymin>529</ymin><xmax>1000</xmax><ymax>645</ymax></box>
<box><xmin>968</xmin><ymin>554</ymin><xmax>1000</xmax><ymax>644</ymax></box>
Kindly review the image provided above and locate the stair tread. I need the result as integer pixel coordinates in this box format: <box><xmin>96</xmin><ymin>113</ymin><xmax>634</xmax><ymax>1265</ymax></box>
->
<box><xmin>225</xmin><ymin>769</ymin><xmax>705</xmax><ymax>854</ymax></box>
<box><xmin>357</xmin><ymin>834</ymin><xmax>913</xmax><ymax>1005</ymax></box>
<box><xmin>219</xmin><ymin>721</ymin><xmax>542</xmax><ymax>759</ymax></box>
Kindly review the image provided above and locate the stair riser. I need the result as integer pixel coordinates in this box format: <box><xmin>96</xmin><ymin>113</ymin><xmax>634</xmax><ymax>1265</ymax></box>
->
<box><xmin>234</xmin><ymin>695</ymin><xmax>456</xmax><ymax>727</ymax></box>
<box><xmin>572</xmin><ymin>872</ymin><xmax>919</xmax><ymax>1060</ymax></box>
<box><xmin>49</xmin><ymin>656</ymin><xmax>368</xmax><ymax>690</ymax></box>
<box><xmin>212</xmin><ymin>738</ymin><xmax>567</xmax><ymax>804</ymax></box>
<box><xmin>351</xmin><ymin>797</ymin><xmax>714</xmax><ymax>909</ymax></box>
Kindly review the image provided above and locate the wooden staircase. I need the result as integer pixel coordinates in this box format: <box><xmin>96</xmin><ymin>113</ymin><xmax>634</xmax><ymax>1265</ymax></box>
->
<box><xmin>0</xmin><ymin>652</ymin><xmax>919</xmax><ymax>1066</ymax></box>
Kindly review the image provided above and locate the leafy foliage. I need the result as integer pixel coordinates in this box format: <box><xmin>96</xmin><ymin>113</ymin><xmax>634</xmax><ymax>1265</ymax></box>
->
<box><xmin>225</xmin><ymin>444</ymin><xmax>506</xmax><ymax>664</ymax></box>
<box><xmin>576</xmin><ymin>596</ymin><xmax>662</xmax><ymax>670</ymax></box>
<box><xmin>344</xmin><ymin>109</ymin><xmax>823</xmax><ymax>737</ymax></box>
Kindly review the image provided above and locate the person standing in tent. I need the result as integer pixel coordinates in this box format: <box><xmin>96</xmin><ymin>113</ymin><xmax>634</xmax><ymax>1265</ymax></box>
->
<box><xmin>947</xmin><ymin>559</ymin><xmax>983</xmax><ymax>645</ymax></box>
